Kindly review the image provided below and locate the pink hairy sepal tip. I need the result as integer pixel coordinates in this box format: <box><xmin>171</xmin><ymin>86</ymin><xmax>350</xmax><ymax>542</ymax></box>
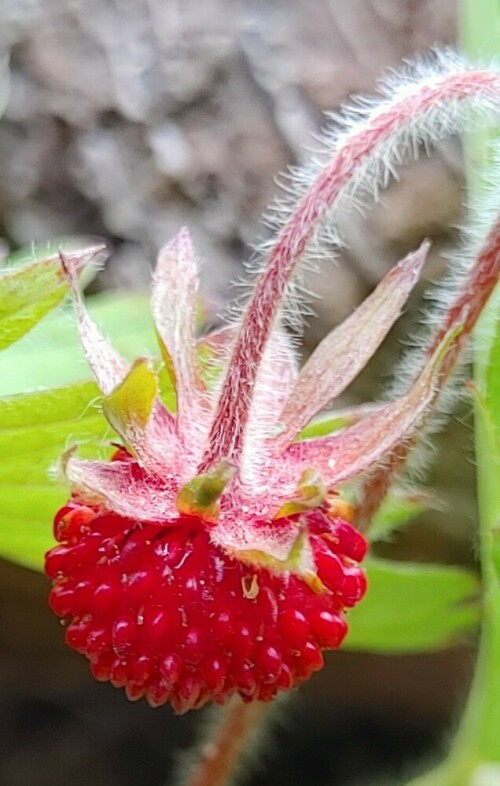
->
<box><xmin>46</xmin><ymin>451</ymin><xmax>366</xmax><ymax>713</ymax></box>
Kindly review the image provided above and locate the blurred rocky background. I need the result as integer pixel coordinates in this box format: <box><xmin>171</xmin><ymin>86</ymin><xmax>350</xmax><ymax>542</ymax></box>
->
<box><xmin>0</xmin><ymin>1</ymin><xmax>478</xmax><ymax>785</ymax></box>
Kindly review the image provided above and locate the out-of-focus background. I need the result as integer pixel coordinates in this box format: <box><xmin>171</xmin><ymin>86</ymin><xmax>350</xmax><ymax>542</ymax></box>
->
<box><xmin>0</xmin><ymin>2</ymin><xmax>478</xmax><ymax>785</ymax></box>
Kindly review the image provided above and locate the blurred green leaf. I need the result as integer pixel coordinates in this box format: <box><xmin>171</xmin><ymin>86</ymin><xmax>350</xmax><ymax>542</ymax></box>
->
<box><xmin>0</xmin><ymin>292</ymin><xmax>159</xmax><ymax>395</ymax></box>
<box><xmin>0</xmin><ymin>54</ymin><xmax>9</xmax><ymax>119</ymax></box>
<box><xmin>297</xmin><ymin>403</ymin><xmax>378</xmax><ymax>441</ymax></box>
<box><xmin>297</xmin><ymin>414</ymin><xmax>349</xmax><ymax>440</ymax></box>
<box><xmin>475</xmin><ymin>287</ymin><xmax>500</xmax><ymax>463</ymax></box>
<box><xmin>345</xmin><ymin>557</ymin><xmax>480</xmax><ymax>653</ymax></box>
<box><xmin>474</xmin><ymin>285</ymin><xmax>500</xmax><ymax>589</ymax></box>
<box><xmin>0</xmin><ymin>381</ymin><xmax>113</xmax><ymax>570</ymax></box>
<box><xmin>367</xmin><ymin>488</ymin><xmax>442</xmax><ymax>543</ymax></box>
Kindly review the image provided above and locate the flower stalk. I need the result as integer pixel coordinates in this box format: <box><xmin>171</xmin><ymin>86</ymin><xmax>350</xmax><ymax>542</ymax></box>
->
<box><xmin>404</xmin><ymin>288</ymin><xmax>500</xmax><ymax>786</ymax></box>
<box><xmin>357</xmin><ymin>214</ymin><xmax>500</xmax><ymax>532</ymax></box>
<box><xmin>181</xmin><ymin>698</ymin><xmax>271</xmax><ymax>786</ymax></box>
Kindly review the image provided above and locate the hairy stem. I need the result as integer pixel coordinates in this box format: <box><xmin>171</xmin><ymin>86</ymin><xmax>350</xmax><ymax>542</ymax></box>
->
<box><xmin>181</xmin><ymin>698</ymin><xmax>271</xmax><ymax>786</ymax></box>
<box><xmin>201</xmin><ymin>65</ymin><xmax>500</xmax><ymax>470</ymax></box>
<box><xmin>357</xmin><ymin>216</ymin><xmax>500</xmax><ymax>532</ymax></box>
<box><xmin>355</xmin><ymin>443</ymin><xmax>410</xmax><ymax>532</ymax></box>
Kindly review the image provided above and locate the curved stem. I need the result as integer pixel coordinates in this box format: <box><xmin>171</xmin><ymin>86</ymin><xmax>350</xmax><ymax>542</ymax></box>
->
<box><xmin>181</xmin><ymin>698</ymin><xmax>271</xmax><ymax>786</ymax></box>
<box><xmin>357</xmin><ymin>216</ymin><xmax>500</xmax><ymax>532</ymax></box>
<box><xmin>201</xmin><ymin>64</ymin><xmax>500</xmax><ymax>471</ymax></box>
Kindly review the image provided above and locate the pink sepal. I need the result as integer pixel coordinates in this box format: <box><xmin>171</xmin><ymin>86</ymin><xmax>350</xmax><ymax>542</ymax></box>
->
<box><xmin>241</xmin><ymin>326</ymin><xmax>298</xmax><ymax>483</ymax></box>
<box><xmin>65</xmin><ymin>457</ymin><xmax>179</xmax><ymax>522</ymax></box>
<box><xmin>276</xmin><ymin>242</ymin><xmax>429</xmax><ymax>445</ymax></box>
<box><xmin>60</xmin><ymin>249</ymin><xmax>129</xmax><ymax>395</ymax></box>
<box><xmin>152</xmin><ymin>229</ymin><xmax>205</xmax><ymax>435</ymax></box>
<box><xmin>286</xmin><ymin>324</ymin><xmax>462</xmax><ymax>488</ymax></box>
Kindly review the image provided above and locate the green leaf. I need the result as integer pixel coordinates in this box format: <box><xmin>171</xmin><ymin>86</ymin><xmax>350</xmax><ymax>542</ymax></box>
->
<box><xmin>366</xmin><ymin>488</ymin><xmax>442</xmax><ymax>543</ymax></box>
<box><xmin>475</xmin><ymin>287</ymin><xmax>500</xmax><ymax>532</ymax></box>
<box><xmin>0</xmin><ymin>291</ymin><xmax>160</xmax><ymax>395</ymax></box>
<box><xmin>296</xmin><ymin>404</ymin><xmax>377</xmax><ymax>440</ymax></box>
<box><xmin>0</xmin><ymin>247</ymin><xmax>103</xmax><ymax>352</ymax></box>
<box><xmin>0</xmin><ymin>381</ymin><xmax>113</xmax><ymax>571</ymax></box>
<box><xmin>345</xmin><ymin>557</ymin><xmax>480</xmax><ymax>653</ymax></box>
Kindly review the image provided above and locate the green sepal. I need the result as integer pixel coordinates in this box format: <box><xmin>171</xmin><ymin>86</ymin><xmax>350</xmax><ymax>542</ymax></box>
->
<box><xmin>155</xmin><ymin>327</ymin><xmax>177</xmax><ymax>392</ymax></box>
<box><xmin>176</xmin><ymin>460</ymin><xmax>236</xmax><ymax>522</ymax></box>
<box><xmin>273</xmin><ymin>468</ymin><xmax>326</xmax><ymax>520</ymax></box>
<box><xmin>102</xmin><ymin>358</ymin><xmax>158</xmax><ymax>449</ymax></box>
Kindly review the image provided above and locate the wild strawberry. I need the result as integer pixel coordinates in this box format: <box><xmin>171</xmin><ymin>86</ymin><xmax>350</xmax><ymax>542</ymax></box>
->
<box><xmin>46</xmin><ymin>56</ymin><xmax>500</xmax><ymax>712</ymax></box>
<box><xmin>42</xmin><ymin>229</ymin><xmax>431</xmax><ymax>712</ymax></box>
<box><xmin>46</xmin><ymin>486</ymin><xmax>365</xmax><ymax>711</ymax></box>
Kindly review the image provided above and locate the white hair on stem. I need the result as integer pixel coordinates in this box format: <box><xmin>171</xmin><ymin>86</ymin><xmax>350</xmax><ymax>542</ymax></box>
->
<box><xmin>355</xmin><ymin>154</ymin><xmax>500</xmax><ymax>527</ymax></box>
